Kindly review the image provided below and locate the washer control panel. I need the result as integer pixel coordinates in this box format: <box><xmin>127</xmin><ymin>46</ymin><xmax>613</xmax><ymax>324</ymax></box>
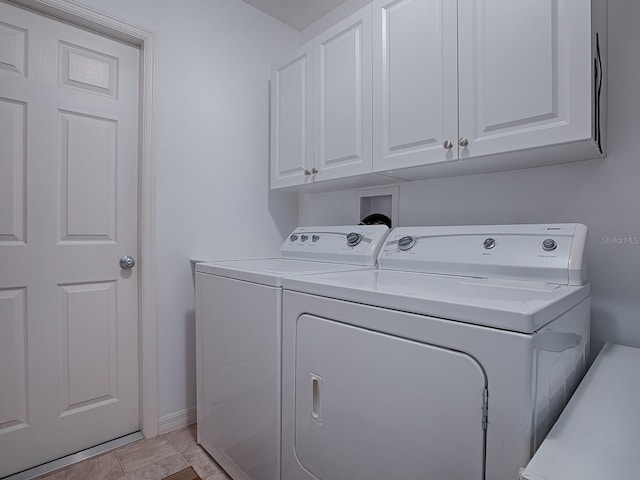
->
<box><xmin>379</xmin><ymin>224</ymin><xmax>588</xmax><ymax>285</ymax></box>
<box><xmin>282</xmin><ymin>225</ymin><xmax>390</xmax><ymax>266</ymax></box>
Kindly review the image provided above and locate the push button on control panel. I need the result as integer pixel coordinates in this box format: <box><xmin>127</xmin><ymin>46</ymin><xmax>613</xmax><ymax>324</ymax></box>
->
<box><xmin>397</xmin><ymin>236</ymin><xmax>416</xmax><ymax>251</ymax></box>
<box><xmin>542</xmin><ymin>238</ymin><xmax>557</xmax><ymax>251</ymax></box>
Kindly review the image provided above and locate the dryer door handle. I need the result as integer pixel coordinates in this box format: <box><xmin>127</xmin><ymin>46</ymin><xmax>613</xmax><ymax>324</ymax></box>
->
<box><xmin>310</xmin><ymin>373</ymin><xmax>323</xmax><ymax>424</ymax></box>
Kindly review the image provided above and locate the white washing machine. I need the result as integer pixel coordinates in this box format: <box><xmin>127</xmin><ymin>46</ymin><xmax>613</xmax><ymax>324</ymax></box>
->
<box><xmin>195</xmin><ymin>225</ymin><xmax>390</xmax><ymax>480</ymax></box>
<box><xmin>281</xmin><ymin>224</ymin><xmax>591</xmax><ymax>480</ymax></box>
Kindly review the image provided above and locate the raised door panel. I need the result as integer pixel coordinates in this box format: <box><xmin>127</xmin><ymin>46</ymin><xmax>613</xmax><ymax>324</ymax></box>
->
<box><xmin>60</xmin><ymin>111</ymin><xmax>117</xmax><ymax>242</ymax></box>
<box><xmin>314</xmin><ymin>5</ymin><xmax>372</xmax><ymax>183</ymax></box>
<box><xmin>458</xmin><ymin>0</ymin><xmax>593</xmax><ymax>159</ymax></box>
<box><xmin>0</xmin><ymin>21</ymin><xmax>27</xmax><ymax>76</ymax></box>
<box><xmin>270</xmin><ymin>42</ymin><xmax>313</xmax><ymax>189</ymax></box>
<box><xmin>294</xmin><ymin>314</ymin><xmax>486</xmax><ymax>480</ymax></box>
<box><xmin>373</xmin><ymin>0</ymin><xmax>458</xmax><ymax>172</ymax></box>
<box><xmin>0</xmin><ymin>98</ymin><xmax>26</xmax><ymax>244</ymax></box>
<box><xmin>59</xmin><ymin>282</ymin><xmax>117</xmax><ymax>414</ymax></box>
<box><xmin>0</xmin><ymin>288</ymin><xmax>28</xmax><ymax>435</ymax></box>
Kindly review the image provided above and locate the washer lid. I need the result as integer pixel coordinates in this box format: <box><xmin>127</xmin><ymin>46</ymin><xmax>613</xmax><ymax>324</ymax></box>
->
<box><xmin>196</xmin><ymin>258</ymin><xmax>375</xmax><ymax>287</ymax></box>
<box><xmin>282</xmin><ymin>269</ymin><xmax>590</xmax><ymax>332</ymax></box>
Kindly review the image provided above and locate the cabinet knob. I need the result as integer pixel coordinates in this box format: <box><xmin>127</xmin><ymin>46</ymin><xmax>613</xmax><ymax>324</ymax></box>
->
<box><xmin>304</xmin><ymin>169</ymin><xmax>311</xmax><ymax>176</ymax></box>
<box><xmin>459</xmin><ymin>137</ymin><xmax>469</xmax><ymax>147</ymax></box>
<box><xmin>311</xmin><ymin>168</ymin><xmax>318</xmax><ymax>174</ymax></box>
<box><xmin>443</xmin><ymin>140</ymin><xmax>453</xmax><ymax>150</ymax></box>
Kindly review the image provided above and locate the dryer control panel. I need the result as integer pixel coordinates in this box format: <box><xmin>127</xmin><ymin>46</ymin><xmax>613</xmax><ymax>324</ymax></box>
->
<box><xmin>379</xmin><ymin>224</ymin><xmax>587</xmax><ymax>285</ymax></box>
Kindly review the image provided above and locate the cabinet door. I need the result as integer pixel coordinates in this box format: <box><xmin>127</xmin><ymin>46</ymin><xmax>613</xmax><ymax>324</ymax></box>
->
<box><xmin>271</xmin><ymin>42</ymin><xmax>313</xmax><ymax>189</ymax></box>
<box><xmin>314</xmin><ymin>5</ymin><xmax>373</xmax><ymax>182</ymax></box>
<box><xmin>458</xmin><ymin>0</ymin><xmax>593</xmax><ymax>159</ymax></box>
<box><xmin>373</xmin><ymin>0</ymin><xmax>458</xmax><ymax>172</ymax></box>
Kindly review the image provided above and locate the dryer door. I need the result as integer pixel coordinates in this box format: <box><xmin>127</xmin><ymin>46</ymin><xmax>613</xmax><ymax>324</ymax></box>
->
<box><xmin>295</xmin><ymin>314</ymin><xmax>487</xmax><ymax>480</ymax></box>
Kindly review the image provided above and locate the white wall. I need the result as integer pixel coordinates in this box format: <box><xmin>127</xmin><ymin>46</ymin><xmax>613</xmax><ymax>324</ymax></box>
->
<box><xmin>300</xmin><ymin>0</ymin><xmax>640</xmax><ymax>356</ymax></box>
<box><xmin>76</xmin><ymin>0</ymin><xmax>300</xmax><ymax>421</ymax></box>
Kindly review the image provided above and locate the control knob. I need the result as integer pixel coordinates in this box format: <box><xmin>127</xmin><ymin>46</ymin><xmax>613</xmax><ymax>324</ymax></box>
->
<box><xmin>397</xmin><ymin>236</ymin><xmax>416</xmax><ymax>251</ymax></box>
<box><xmin>301</xmin><ymin>235</ymin><xmax>308</xmax><ymax>242</ymax></box>
<box><xmin>290</xmin><ymin>234</ymin><xmax>298</xmax><ymax>242</ymax></box>
<box><xmin>542</xmin><ymin>238</ymin><xmax>557</xmax><ymax>251</ymax></box>
<box><xmin>346</xmin><ymin>232</ymin><xmax>363</xmax><ymax>247</ymax></box>
<box><xmin>483</xmin><ymin>238</ymin><xmax>496</xmax><ymax>250</ymax></box>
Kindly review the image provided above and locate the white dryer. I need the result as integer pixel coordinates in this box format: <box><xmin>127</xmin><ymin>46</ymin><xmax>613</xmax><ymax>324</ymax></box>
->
<box><xmin>281</xmin><ymin>224</ymin><xmax>591</xmax><ymax>480</ymax></box>
<box><xmin>195</xmin><ymin>225</ymin><xmax>389</xmax><ymax>480</ymax></box>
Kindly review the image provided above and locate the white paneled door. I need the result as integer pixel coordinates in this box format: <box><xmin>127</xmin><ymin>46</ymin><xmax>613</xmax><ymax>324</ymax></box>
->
<box><xmin>0</xmin><ymin>2</ymin><xmax>140</xmax><ymax>477</ymax></box>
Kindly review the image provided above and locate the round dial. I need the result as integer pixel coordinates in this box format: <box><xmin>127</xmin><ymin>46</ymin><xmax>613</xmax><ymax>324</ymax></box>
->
<box><xmin>312</xmin><ymin>235</ymin><xmax>320</xmax><ymax>242</ymax></box>
<box><xmin>346</xmin><ymin>232</ymin><xmax>363</xmax><ymax>247</ymax></box>
<box><xmin>483</xmin><ymin>238</ymin><xmax>496</xmax><ymax>250</ymax></box>
<box><xmin>301</xmin><ymin>235</ymin><xmax>309</xmax><ymax>242</ymax></box>
<box><xmin>290</xmin><ymin>234</ymin><xmax>298</xmax><ymax>242</ymax></box>
<box><xmin>542</xmin><ymin>238</ymin><xmax>557</xmax><ymax>251</ymax></box>
<box><xmin>397</xmin><ymin>236</ymin><xmax>416</xmax><ymax>251</ymax></box>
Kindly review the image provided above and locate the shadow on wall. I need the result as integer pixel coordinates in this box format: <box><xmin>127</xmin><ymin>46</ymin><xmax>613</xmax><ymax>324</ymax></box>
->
<box><xmin>184</xmin><ymin>307</ymin><xmax>196</xmax><ymax>414</ymax></box>
<box><xmin>266</xmin><ymin>80</ymin><xmax>299</xmax><ymax>238</ymax></box>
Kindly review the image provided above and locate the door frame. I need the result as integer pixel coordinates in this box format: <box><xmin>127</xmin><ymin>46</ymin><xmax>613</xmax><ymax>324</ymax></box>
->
<box><xmin>7</xmin><ymin>0</ymin><xmax>159</xmax><ymax>438</ymax></box>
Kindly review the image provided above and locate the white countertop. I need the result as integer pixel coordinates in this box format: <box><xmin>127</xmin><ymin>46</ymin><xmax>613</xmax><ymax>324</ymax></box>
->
<box><xmin>521</xmin><ymin>343</ymin><xmax>640</xmax><ymax>479</ymax></box>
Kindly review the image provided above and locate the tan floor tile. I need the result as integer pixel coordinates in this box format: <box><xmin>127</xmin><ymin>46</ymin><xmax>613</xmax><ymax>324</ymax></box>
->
<box><xmin>34</xmin><ymin>474</ymin><xmax>58</xmax><ymax>480</ymax></box>
<box><xmin>164</xmin><ymin>424</ymin><xmax>197</xmax><ymax>453</ymax></box>
<box><xmin>203</xmin><ymin>469</ymin><xmax>231</xmax><ymax>480</ymax></box>
<box><xmin>125</xmin><ymin>451</ymin><xmax>187</xmax><ymax>480</ymax></box>
<box><xmin>57</xmin><ymin>452</ymin><xmax>126</xmax><ymax>480</ymax></box>
<box><xmin>116</xmin><ymin>436</ymin><xmax>179</xmax><ymax>473</ymax></box>
<box><xmin>180</xmin><ymin>445</ymin><xmax>219</xmax><ymax>477</ymax></box>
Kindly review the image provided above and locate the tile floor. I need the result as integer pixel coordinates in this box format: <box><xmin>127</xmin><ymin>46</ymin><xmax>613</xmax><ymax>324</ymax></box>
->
<box><xmin>34</xmin><ymin>425</ymin><xmax>230</xmax><ymax>480</ymax></box>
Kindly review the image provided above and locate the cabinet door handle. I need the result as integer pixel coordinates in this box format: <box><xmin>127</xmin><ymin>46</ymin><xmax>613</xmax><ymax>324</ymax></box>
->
<box><xmin>443</xmin><ymin>140</ymin><xmax>453</xmax><ymax>150</ymax></box>
<box><xmin>304</xmin><ymin>169</ymin><xmax>311</xmax><ymax>176</ymax></box>
<box><xmin>459</xmin><ymin>137</ymin><xmax>469</xmax><ymax>147</ymax></box>
<box><xmin>311</xmin><ymin>168</ymin><xmax>318</xmax><ymax>174</ymax></box>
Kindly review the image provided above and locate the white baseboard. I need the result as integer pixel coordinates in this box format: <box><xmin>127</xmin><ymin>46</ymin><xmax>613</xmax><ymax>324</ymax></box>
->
<box><xmin>158</xmin><ymin>406</ymin><xmax>196</xmax><ymax>435</ymax></box>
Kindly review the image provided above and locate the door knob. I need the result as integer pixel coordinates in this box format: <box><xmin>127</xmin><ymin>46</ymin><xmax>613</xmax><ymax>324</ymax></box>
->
<box><xmin>443</xmin><ymin>140</ymin><xmax>453</xmax><ymax>150</ymax></box>
<box><xmin>119</xmin><ymin>255</ymin><xmax>136</xmax><ymax>269</ymax></box>
<box><xmin>311</xmin><ymin>168</ymin><xmax>318</xmax><ymax>174</ymax></box>
<box><xmin>304</xmin><ymin>169</ymin><xmax>311</xmax><ymax>176</ymax></box>
<box><xmin>459</xmin><ymin>137</ymin><xmax>469</xmax><ymax>147</ymax></box>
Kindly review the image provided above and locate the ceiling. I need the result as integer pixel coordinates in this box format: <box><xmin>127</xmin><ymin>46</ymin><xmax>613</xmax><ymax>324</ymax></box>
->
<box><xmin>241</xmin><ymin>0</ymin><xmax>350</xmax><ymax>30</ymax></box>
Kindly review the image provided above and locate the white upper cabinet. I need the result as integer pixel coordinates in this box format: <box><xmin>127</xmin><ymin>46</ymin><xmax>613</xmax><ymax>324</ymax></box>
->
<box><xmin>372</xmin><ymin>0</ymin><xmax>606</xmax><ymax>179</ymax></box>
<box><xmin>271</xmin><ymin>0</ymin><xmax>606</xmax><ymax>190</ymax></box>
<box><xmin>271</xmin><ymin>42</ymin><xmax>313</xmax><ymax>189</ymax></box>
<box><xmin>457</xmin><ymin>0</ymin><xmax>601</xmax><ymax>160</ymax></box>
<box><xmin>270</xmin><ymin>6</ymin><xmax>373</xmax><ymax>189</ymax></box>
<box><xmin>373</xmin><ymin>0</ymin><xmax>458</xmax><ymax>171</ymax></box>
